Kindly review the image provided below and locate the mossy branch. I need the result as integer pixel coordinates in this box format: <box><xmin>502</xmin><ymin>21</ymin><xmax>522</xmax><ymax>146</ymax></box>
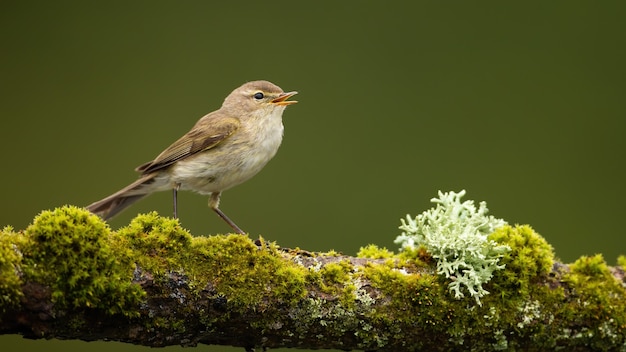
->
<box><xmin>1</xmin><ymin>206</ymin><xmax>626</xmax><ymax>351</ymax></box>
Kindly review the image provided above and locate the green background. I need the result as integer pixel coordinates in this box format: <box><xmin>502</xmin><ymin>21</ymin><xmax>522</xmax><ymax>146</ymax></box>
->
<box><xmin>1</xmin><ymin>1</ymin><xmax>625</xmax><ymax>351</ymax></box>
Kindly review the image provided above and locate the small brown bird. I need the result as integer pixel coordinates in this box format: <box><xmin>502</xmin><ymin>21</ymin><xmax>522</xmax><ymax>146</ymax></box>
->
<box><xmin>86</xmin><ymin>80</ymin><xmax>297</xmax><ymax>234</ymax></box>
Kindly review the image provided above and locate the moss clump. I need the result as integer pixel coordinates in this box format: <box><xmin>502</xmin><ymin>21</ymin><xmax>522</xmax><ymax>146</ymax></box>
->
<box><xmin>488</xmin><ymin>225</ymin><xmax>555</xmax><ymax>301</ymax></box>
<box><xmin>322</xmin><ymin>249</ymin><xmax>341</xmax><ymax>257</ymax></box>
<box><xmin>319</xmin><ymin>261</ymin><xmax>353</xmax><ymax>289</ymax></box>
<box><xmin>363</xmin><ymin>261</ymin><xmax>442</xmax><ymax>312</ymax></box>
<box><xmin>22</xmin><ymin>206</ymin><xmax>144</xmax><ymax>316</ymax></box>
<box><xmin>113</xmin><ymin>212</ymin><xmax>192</xmax><ymax>275</ymax></box>
<box><xmin>3</xmin><ymin>208</ymin><xmax>311</xmax><ymax>326</ymax></box>
<box><xmin>561</xmin><ymin>254</ymin><xmax>626</xmax><ymax>349</ymax></box>
<box><xmin>360</xmin><ymin>259</ymin><xmax>448</xmax><ymax>349</ymax></box>
<box><xmin>187</xmin><ymin>235</ymin><xmax>308</xmax><ymax>310</ymax></box>
<box><xmin>617</xmin><ymin>255</ymin><xmax>626</xmax><ymax>271</ymax></box>
<box><xmin>357</xmin><ymin>244</ymin><xmax>395</xmax><ymax>259</ymax></box>
<box><xmin>318</xmin><ymin>260</ymin><xmax>358</xmax><ymax>308</ymax></box>
<box><xmin>114</xmin><ymin>213</ymin><xmax>309</xmax><ymax>311</ymax></box>
<box><xmin>0</xmin><ymin>226</ymin><xmax>30</xmax><ymax>311</ymax></box>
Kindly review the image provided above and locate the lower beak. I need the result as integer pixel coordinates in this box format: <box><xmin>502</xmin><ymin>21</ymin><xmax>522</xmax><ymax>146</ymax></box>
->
<box><xmin>271</xmin><ymin>91</ymin><xmax>298</xmax><ymax>106</ymax></box>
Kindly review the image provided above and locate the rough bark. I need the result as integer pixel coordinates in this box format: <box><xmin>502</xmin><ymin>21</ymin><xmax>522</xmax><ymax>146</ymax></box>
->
<box><xmin>1</xmin><ymin>208</ymin><xmax>625</xmax><ymax>351</ymax></box>
<box><xmin>2</xmin><ymin>250</ymin><xmax>625</xmax><ymax>351</ymax></box>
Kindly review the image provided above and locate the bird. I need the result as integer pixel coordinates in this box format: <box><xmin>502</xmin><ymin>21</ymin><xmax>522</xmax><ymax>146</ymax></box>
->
<box><xmin>86</xmin><ymin>80</ymin><xmax>297</xmax><ymax>234</ymax></box>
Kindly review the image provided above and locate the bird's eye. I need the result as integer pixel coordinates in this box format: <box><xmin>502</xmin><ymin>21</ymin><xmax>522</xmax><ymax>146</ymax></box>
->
<box><xmin>253</xmin><ymin>92</ymin><xmax>264</xmax><ymax>100</ymax></box>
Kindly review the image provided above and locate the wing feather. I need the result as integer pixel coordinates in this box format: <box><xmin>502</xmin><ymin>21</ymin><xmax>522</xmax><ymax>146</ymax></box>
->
<box><xmin>136</xmin><ymin>114</ymin><xmax>240</xmax><ymax>174</ymax></box>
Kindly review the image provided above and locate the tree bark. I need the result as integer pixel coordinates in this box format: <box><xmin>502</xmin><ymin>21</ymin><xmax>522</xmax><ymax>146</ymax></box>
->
<box><xmin>1</xmin><ymin>249</ymin><xmax>625</xmax><ymax>351</ymax></box>
<box><xmin>1</xmin><ymin>209</ymin><xmax>625</xmax><ymax>351</ymax></box>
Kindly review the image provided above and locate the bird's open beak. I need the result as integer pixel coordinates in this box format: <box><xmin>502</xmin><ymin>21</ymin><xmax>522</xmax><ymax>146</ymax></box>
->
<box><xmin>271</xmin><ymin>91</ymin><xmax>298</xmax><ymax>106</ymax></box>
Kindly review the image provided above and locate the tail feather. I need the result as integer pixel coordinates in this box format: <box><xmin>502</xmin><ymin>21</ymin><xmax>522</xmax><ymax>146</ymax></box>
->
<box><xmin>86</xmin><ymin>174</ymin><xmax>162</xmax><ymax>220</ymax></box>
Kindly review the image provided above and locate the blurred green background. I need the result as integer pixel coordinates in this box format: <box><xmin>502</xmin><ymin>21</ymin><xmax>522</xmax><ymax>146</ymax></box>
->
<box><xmin>1</xmin><ymin>1</ymin><xmax>625</xmax><ymax>351</ymax></box>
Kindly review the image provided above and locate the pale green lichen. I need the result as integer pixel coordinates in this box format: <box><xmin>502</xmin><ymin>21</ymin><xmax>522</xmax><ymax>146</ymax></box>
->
<box><xmin>395</xmin><ymin>190</ymin><xmax>509</xmax><ymax>305</ymax></box>
<box><xmin>516</xmin><ymin>299</ymin><xmax>548</xmax><ymax>329</ymax></box>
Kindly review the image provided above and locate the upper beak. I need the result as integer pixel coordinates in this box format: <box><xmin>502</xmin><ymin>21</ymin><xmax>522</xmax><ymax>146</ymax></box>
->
<box><xmin>271</xmin><ymin>91</ymin><xmax>298</xmax><ymax>106</ymax></box>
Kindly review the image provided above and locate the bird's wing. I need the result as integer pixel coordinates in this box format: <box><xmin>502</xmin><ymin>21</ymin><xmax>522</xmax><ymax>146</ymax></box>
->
<box><xmin>135</xmin><ymin>115</ymin><xmax>241</xmax><ymax>175</ymax></box>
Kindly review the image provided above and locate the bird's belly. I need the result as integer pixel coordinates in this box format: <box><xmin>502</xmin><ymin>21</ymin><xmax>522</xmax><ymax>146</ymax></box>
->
<box><xmin>169</xmin><ymin>144</ymin><xmax>279</xmax><ymax>195</ymax></box>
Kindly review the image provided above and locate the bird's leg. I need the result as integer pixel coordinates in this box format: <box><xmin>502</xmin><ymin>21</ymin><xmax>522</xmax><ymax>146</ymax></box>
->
<box><xmin>173</xmin><ymin>183</ymin><xmax>181</xmax><ymax>218</ymax></box>
<box><xmin>209</xmin><ymin>192</ymin><xmax>246</xmax><ymax>234</ymax></box>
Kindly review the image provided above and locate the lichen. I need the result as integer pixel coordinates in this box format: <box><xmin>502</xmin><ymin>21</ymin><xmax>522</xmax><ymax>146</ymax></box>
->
<box><xmin>395</xmin><ymin>190</ymin><xmax>509</xmax><ymax>305</ymax></box>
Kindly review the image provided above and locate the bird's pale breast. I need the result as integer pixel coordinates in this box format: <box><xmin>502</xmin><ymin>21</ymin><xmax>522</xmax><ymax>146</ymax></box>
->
<box><xmin>169</xmin><ymin>106</ymin><xmax>285</xmax><ymax>195</ymax></box>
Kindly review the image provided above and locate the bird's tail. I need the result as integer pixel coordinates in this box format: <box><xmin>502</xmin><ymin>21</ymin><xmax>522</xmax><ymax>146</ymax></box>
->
<box><xmin>86</xmin><ymin>173</ymin><xmax>163</xmax><ymax>220</ymax></box>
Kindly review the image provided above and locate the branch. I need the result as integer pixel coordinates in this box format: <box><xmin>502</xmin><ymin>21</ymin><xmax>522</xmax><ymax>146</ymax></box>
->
<box><xmin>1</xmin><ymin>207</ymin><xmax>625</xmax><ymax>351</ymax></box>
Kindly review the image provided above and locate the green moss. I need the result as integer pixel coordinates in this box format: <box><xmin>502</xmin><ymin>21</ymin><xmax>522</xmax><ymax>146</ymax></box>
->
<box><xmin>319</xmin><ymin>261</ymin><xmax>352</xmax><ymax>288</ymax></box>
<box><xmin>362</xmin><ymin>261</ymin><xmax>442</xmax><ymax>313</ymax></box>
<box><xmin>318</xmin><ymin>260</ymin><xmax>358</xmax><ymax>308</ymax></box>
<box><xmin>396</xmin><ymin>246</ymin><xmax>431</xmax><ymax>267</ymax></box>
<box><xmin>116</xmin><ymin>214</ymin><xmax>311</xmax><ymax>314</ymax></box>
<box><xmin>187</xmin><ymin>235</ymin><xmax>308</xmax><ymax>310</ymax></box>
<box><xmin>0</xmin><ymin>226</ymin><xmax>29</xmax><ymax>311</ymax></box>
<box><xmin>357</xmin><ymin>244</ymin><xmax>394</xmax><ymax>259</ymax></box>
<box><xmin>366</xmin><ymin>260</ymin><xmax>440</xmax><ymax>313</ymax></box>
<box><xmin>3</xmin><ymin>208</ymin><xmax>311</xmax><ymax>327</ymax></box>
<box><xmin>561</xmin><ymin>254</ymin><xmax>626</xmax><ymax>349</ymax></box>
<box><xmin>616</xmin><ymin>255</ymin><xmax>626</xmax><ymax>271</ymax></box>
<box><xmin>321</xmin><ymin>249</ymin><xmax>341</xmax><ymax>257</ymax></box>
<box><xmin>490</xmin><ymin>225</ymin><xmax>554</xmax><ymax>275</ymax></box>
<box><xmin>114</xmin><ymin>212</ymin><xmax>192</xmax><ymax>276</ymax></box>
<box><xmin>359</xmin><ymin>259</ymin><xmax>449</xmax><ymax>349</ymax></box>
<box><xmin>488</xmin><ymin>225</ymin><xmax>555</xmax><ymax>302</ymax></box>
<box><xmin>22</xmin><ymin>206</ymin><xmax>144</xmax><ymax>316</ymax></box>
